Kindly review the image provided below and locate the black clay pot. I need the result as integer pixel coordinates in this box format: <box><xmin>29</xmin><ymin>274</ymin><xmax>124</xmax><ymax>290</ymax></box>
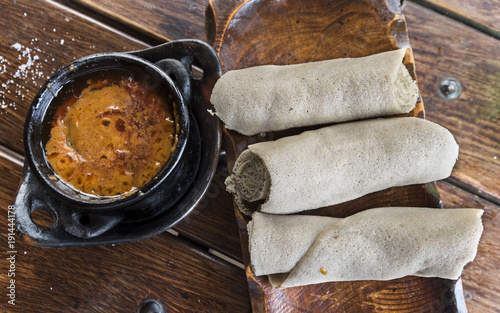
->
<box><xmin>14</xmin><ymin>39</ymin><xmax>222</xmax><ymax>246</ymax></box>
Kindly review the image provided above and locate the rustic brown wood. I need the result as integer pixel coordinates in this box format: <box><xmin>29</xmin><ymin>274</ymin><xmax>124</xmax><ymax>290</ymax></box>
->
<box><xmin>236</xmin><ymin>185</ymin><xmax>464</xmax><ymax>313</ymax></box>
<box><xmin>0</xmin><ymin>0</ymin><xmax>243</xmax><ymax>261</ymax></box>
<box><xmin>174</xmin><ymin>168</ymin><xmax>244</xmax><ymax>261</ymax></box>
<box><xmin>208</xmin><ymin>0</ymin><xmax>419</xmax><ymax>70</ymax></box>
<box><xmin>1</xmin><ymin>0</ymin><xmax>498</xmax><ymax>311</ymax></box>
<box><xmin>208</xmin><ymin>0</ymin><xmax>424</xmax><ymax>168</ymax></box>
<box><xmin>404</xmin><ymin>2</ymin><xmax>500</xmax><ymax>204</ymax></box>
<box><xmin>46</xmin><ymin>0</ymin><xmax>499</xmax><ymax>208</ymax></box>
<box><xmin>56</xmin><ymin>1</ymin><xmax>500</xmax><ymax>207</ymax></box>
<box><xmin>413</xmin><ymin>0</ymin><xmax>500</xmax><ymax>36</ymax></box>
<box><xmin>206</xmin><ymin>0</ymin><xmax>476</xmax><ymax>311</ymax></box>
<box><xmin>437</xmin><ymin>181</ymin><xmax>500</xmax><ymax>313</ymax></box>
<box><xmin>68</xmin><ymin>0</ymin><xmax>208</xmax><ymax>42</ymax></box>
<box><xmin>0</xmin><ymin>0</ymin><xmax>145</xmax><ymax>154</ymax></box>
<box><xmin>0</xmin><ymin>156</ymin><xmax>251</xmax><ymax>313</ymax></box>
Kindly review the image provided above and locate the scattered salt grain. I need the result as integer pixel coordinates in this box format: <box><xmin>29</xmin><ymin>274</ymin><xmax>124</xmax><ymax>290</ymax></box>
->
<box><xmin>60</xmin><ymin>39</ymin><xmax>64</xmax><ymax>45</ymax></box>
<box><xmin>0</xmin><ymin>56</ymin><xmax>7</xmax><ymax>75</ymax></box>
<box><xmin>0</xmin><ymin>41</ymin><xmax>49</xmax><ymax>113</ymax></box>
<box><xmin>11</xmin><ymin>42</ymin><xmax>22</xmax><ymax>51</ymax></box>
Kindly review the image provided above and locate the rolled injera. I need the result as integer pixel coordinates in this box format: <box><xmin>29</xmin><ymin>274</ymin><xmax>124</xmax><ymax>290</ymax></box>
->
<box><xmin>210</xmin><ymin>49</ymin><xmax>419</xmax><ymax>136</ymax></box>
<box><xmin>248</xmin><ymin>207</ymin><xmax>483</xmax><ymax>288</ymax></box>
<box><xmin>225</xmin><ymin>117</ymin><xmax>459</xmax><ymax>215</ymax></box>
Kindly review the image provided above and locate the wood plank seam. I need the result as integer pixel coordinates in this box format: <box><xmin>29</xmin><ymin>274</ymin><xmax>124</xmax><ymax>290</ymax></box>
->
<box><xmin>208</xmin><ymin>248</ymin><xmax>245</xmax><ymax>269</ymax></box>
<box><xmin>440</xmin><ymin>180</ymin><xmax>500</xmax><ymax>209</ymax></box>
<box><xmin>58</xmin><ymin>0</ymin><xmax>170</xmax><ymax>45</ymax></box>
<box><xmin>445</xmin><ymin>176</ymin><xmax>500</xmax><ymax>207</ymax></box>
<box><xmin>409</xmin><ymin>0</ymin><xmax>500</xmax><ymax>40</ymax></box>
<box><xmin>166</xmin><ymin>229</ymin><xmax>245</xmax><ymax>271</ymax></box>
<box><xmin>164</xmin><ymin>227</ymin><xmax>246</xmax><ymax>270</ymax></box>
<box><xmin>174</xmin><ymin>229</ymin><xmax>246</xmax><ymax>270</ymax></box>
<box><xmin>46</xmin><ymin>0</ymin><xmax>152</xmax><ymax>47</ymax></box>
<box><xmin>405</xmin><ymin>1</ymin><xmax>500</xmax><ymax>206</ymax></box>
<box><xmin>0</xmin><ymin>145</ymin><xmax>24</xmax><ymax>167</ymax></box>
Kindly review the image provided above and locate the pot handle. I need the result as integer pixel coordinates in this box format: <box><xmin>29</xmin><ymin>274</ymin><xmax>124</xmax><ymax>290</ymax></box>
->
<box><xmin>14</xmin><ymin>164</ymin><xmax>124</xmax><ymax>245</ymax></box>
<box><xmin>128</xmin><ymin>39</ymin><xmax>222</xmax><ymax>97</ymax></box>
<box><xmin>59</xmin><ymin>204</ymin><xmax>124</xmax><ymax>239</ymax></box>
<box><xmin>155</xmin><ymin>58</ymin><xmax>191</xmax><ymax>103</ymax></box>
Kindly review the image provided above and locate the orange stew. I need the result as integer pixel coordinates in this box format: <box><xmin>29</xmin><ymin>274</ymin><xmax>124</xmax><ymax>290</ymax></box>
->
<box><xmin>45</xmin><ymin>72</ymin><xmax>177</xmax><ymax>196</ymax></box>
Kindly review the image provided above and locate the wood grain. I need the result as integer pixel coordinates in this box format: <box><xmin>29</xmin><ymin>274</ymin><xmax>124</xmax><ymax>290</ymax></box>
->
<box><xmin>0</xmin><ymin>0</ymin><xmax>145</xmax><ymax>155</ymax></box>
<box><xmin>1</xmin><ymin>0</ymin><xmax>497</xmax><ymax>311</ymax></box>
<box><xmin>237</xmin><ymin>185</ymin><xmax>463</xmax><ymax>313</ymax></box>
<box><xmin>208</xmin><ymin>0</ymin><xmax>424</xmax><ymax>171</ymax></box>
<box><xmin>50</xmin><ymin>0</ymin><xmax>500</xmax><ymax>208</ymax></box>
<box><xmin>208</xmin><ymin>0</ymin><xmax>416</xmax><ymax>70</ymax></box>
<box><xmin>0</xmin><ymin>156</ymin><xmax>251</xmax><ymax>313</ymax></box>
<box><xmin>206</xmin><ymin>0</ymin><xmax>475</xmax><ymax>311</ymax></box>
<box><xmin>49</xmin><ymin>0</ymin><xmax>500</xmax><ymax>208</ymax></box>
<box><xmin>0</xmin><ymin>0</ymin><xmax>244</xmax><ymax>261</ymax></box>
<box><xmin>411</xmin><ymin>0</ymin><xmax>500</xmax><ymax>37</ymax></box>
<box><xmin>404</xmin><ymin>2</ymin><xmax>500</xmax><ymax>203</ymax></box>
<box><xmin>437</xmin><ymin>181</ymin><xmax>500</xmax><ymax>313</ymax></box>
<box><xmin>174</xmin><ymin>168</ymin><xmax>244</xmax><ymax>261</ymax></box>
<box><xmin>68</xmin><ymin>0</ymin><xmax>208</xmax><ymax>42</ymax></box>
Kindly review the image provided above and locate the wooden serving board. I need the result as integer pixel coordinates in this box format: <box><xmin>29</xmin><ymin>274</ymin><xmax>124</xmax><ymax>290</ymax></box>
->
<box><xmin>206</xmin><ymin>0</ymin><xmax>466</xmax><ymax>311</ymax></box>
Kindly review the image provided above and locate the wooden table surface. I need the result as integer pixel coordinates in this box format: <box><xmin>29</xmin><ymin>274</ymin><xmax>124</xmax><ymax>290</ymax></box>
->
<box><xmin>0</xmin><ymin>0</ymin><xmax>498</xmax><ymax>312</ymax></box>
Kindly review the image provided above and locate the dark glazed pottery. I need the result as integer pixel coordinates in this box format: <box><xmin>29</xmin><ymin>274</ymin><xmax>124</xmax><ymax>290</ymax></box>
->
<box><xmin>14</xmin><ymin>39</ymin><xmax>222</xmax><ymax>246</ymax></box>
